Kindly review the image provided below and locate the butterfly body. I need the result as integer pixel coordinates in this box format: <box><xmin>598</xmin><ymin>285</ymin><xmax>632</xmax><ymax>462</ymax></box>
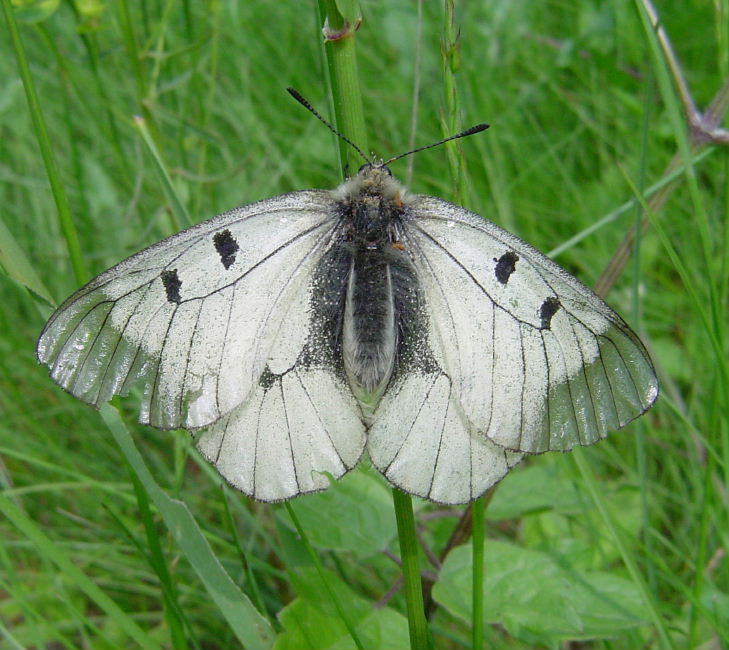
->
<box><xmin>38</xmin><ymin>162</ymin><xmax>658</xmax><ymax>503</ymax></box>
<box><xmin>334</xmin><ymin>165</ymin><xmax>419</xmax><ymax>410</ymax></box>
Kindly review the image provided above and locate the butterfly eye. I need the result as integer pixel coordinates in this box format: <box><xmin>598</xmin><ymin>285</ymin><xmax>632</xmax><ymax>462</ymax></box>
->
<box><xmin>358</xmin><ymin>163</ymin><xmax>373</xmax><ymax>173</ymax></box>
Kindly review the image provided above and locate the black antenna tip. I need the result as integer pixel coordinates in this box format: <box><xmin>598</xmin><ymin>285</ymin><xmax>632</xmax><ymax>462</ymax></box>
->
<box><xmin>382</xmin><ymin>122</ymin><xmax>491</xmax><ymax>166</ymax></box>
<box><xmin>466</xmin><ymin>123</ymin><xmax>490</xmax><ymax>135</ymax></box>
<box><xmin>287</xmin><ymin>87</ymin><xmax>307</xmax><ymax>105</ymax></box>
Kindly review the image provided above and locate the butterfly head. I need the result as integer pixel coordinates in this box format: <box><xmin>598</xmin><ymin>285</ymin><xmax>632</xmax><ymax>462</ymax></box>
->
<box><xmin>333</xmin><ymin>162</ymin><xmax>410</xmax><ymax>205</ymax></box>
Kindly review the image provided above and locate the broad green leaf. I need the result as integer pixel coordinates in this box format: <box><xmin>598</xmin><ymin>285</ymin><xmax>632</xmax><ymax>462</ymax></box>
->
<box><xmin>522</xmin><ymin>483</ymin><xmax>643</xmax><ymax>567</ymax></box>
<box><xmin>274</xmin><ymin>568</ymin><xmax>408</xmax><ymax>650</ymax></box>
<box><xmin>279</xmin><ymin>468</ymin><xmax>396</xmax><ymax>557</ymax></box>
<box><xmin>486</xmin><ymin>463</ymin><xmax>582</xmax><ymax>520</ymax></box>
<box><xmin>433</xmin><ymin>541</ymin><xmax>650</xmax><ymax>646</ymax></box>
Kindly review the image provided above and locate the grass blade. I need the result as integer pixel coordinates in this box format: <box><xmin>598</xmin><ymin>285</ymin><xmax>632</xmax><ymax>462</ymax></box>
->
<box><xmin>99</xmin><ymin>405</ymin><xmax>275</xmax><ymax>650</ymax></box>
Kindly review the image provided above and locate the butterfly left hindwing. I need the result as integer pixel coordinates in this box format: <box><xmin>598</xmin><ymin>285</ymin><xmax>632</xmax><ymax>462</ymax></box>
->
<box><xmin>197</xmin><ymin>260</ymin><xmax>366</xmax><ymax>502</ymax></box>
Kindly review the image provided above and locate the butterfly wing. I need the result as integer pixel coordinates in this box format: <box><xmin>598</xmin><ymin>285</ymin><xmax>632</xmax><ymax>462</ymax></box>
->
<box><xmin>196</xmin><ymin>261</ymin><xmax>366</xmax><ymax>501</ymax></box>
<box><xmin>367</xmin><ymin>363</ymin><xmax>524</xmax><ymax>505</ymax></box>
<box><xmin>37</xmin><ymin>191</ymin><xmax>339</xmax><ymax>430</ymax></box>
<box><xmin>400</xmin><ymin>195</ymin><xmax>658</xmax><ymax>454</ymax></box>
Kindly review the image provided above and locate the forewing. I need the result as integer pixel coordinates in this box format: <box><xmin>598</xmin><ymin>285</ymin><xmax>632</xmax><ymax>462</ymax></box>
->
<box><xmin>196</xmin><ymin>265</ymin><xmax>366</xmax><ymax>501</ymax></box>
<box><xmin>404</xmin><ymin>196</ymin><xmax>658</xmax><ymax>454</ymax></box>
<box><xmin>37</xmin><ymin>191</ymin><xmax>335</xmax><ymax>430</ymax></box>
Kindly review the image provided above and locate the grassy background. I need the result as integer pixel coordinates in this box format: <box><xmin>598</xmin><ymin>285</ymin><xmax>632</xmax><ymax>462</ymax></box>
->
<box><xmin>1</xmin><ymin>1</ymin><xmax>727</xmax><ymax>648</ymax></box>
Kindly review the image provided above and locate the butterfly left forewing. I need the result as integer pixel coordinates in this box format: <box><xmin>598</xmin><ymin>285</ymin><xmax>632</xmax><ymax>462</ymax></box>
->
<box><xmin>405</xmin><ymin>195</ymin><xmax>658</xmax><ymax>454</ymax></box>
<box><xmin>37</xmin><ymin>191</ymin><xmax>335</xmax><ymax>430</ymax></box>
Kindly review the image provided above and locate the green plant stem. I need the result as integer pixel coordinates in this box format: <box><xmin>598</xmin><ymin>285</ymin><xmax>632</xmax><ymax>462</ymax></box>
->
<box><xmin>441</xmin><ymin>0</ymin><xmax>467</xmax><ymax>204</ymax></box>
<box><xmin>392</xmin><ymin>489</ymin><xmax>431</xmax><ymax>650</ymax></box>
<box><xmin>67</xmin><ymin>2</ymin><xmax>132</xmax><ymax>184</ymax></box>
<box><xmin>317</xmin><ymin>0</ymin><xmax>367</xmax><ymax>175</ymax></box>
<box><xmin>284</xmin><ymin>503</ymin><xmax>365</xmax><ymax>650</ymax></box>
<box><xmin>471</xmin><ymin>497</ymin><xmax>485</xmax><ymax>649</ymax></box>
<box><xmin>221</xmin><ymin>490</ymin><xmax>268</xmax><ymax>621</ymax></box>
<box><xmin>2</xmin><ymin>0</ymin><xmax>87</xmax><ymax>285</ymax></box>
<box><xmin>116</xmin><ymin>0</ymin><xmax>160</xmax><ymax>142</ymax></box>
<box><xmin>315</xmin><ymin>4</ymin><xmax>434</xmax><ymax>647</ymax></box>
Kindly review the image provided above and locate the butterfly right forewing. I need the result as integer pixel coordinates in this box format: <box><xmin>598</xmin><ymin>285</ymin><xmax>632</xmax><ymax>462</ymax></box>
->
<box><xmin>404</xmin><ymin>195</ymin><xmax>658</xmax><ymax>454</ymax></box>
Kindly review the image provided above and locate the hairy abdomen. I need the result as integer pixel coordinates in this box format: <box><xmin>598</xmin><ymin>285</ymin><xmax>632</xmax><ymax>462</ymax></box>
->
<box><xmin>343</xmin><ymin>251</ymin><xmax>397</xmax><ymax>401</ymax></box>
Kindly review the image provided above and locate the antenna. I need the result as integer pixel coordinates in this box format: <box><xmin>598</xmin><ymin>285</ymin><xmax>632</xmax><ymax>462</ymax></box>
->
<box><xmin>287</xmin><ymin>88</ymin><xmax>370</xmax><ymax>164</ymax></box>
<box><xmin>382</xmin><ymin>123</ymin><xmax>489</xmax><ymax>166</ymax></box>
<box><xmin>287</xmin><ymin>88</ymin><xmax>489</xmax><ymax>168</ymax></box>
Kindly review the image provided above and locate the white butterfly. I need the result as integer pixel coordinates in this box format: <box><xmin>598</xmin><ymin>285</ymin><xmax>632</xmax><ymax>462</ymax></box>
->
<box><xmin>37</xmin><ymin>97</ymin><xmax>658</xmax><ymax>504</ymax></box>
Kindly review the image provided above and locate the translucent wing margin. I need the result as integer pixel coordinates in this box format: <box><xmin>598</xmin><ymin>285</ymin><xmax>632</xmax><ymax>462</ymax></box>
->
<box><xmin>37</xmin><ymin>191</ymin><xmax>336</xmax><ymax>430</ymax></box>
<box><xmin>404</xmin><ymin>196</ymin><xmax>658</xmax><ymax>454</ymax></box>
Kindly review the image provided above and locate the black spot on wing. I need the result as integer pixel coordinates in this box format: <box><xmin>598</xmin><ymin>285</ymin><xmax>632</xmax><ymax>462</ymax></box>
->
<box><xmin>539</xmin><ymin>296</ymin><xmax>561</xmax><ymax>330</ymax></box>
<box><xmin>494</xmin><ymin>251</ymin><xmax>519</xmax><ymax>285</ymax></box>
<box><xmin>258</xmin><ymin>365</ymin><xmax>277</xmax><ymax>390</ymax></box>
<box><xmin>213</xmin><ymin>229</ymin><xmax>239</xmax><ymax>270</ymax></box>
<box><xmin>161</xmin><ymin>269</ymin><xmax>182</xmax><ymax>303</ymax></box>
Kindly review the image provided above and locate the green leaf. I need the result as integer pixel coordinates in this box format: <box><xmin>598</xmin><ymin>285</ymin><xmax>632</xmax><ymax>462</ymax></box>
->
<box><xmin>333</xmin><ymin>0</ymin><xmax>360</xmax><ymax>23</ymax></box>
<box><xmin>274</xmin><ymin>567</ymin><xmax>409</xmax><ymax>650</ymax></box>
<box><xmin>486</xmin><ymin>463</ymin><xmax>582</xmax><ymax>520</ymax></box>
<box><xmin>0</xmin><ymin>209</ymin><xmax>55</xmax><ymax>306</ymax></box>
<box><xmin>433</xmin><ymin>541</ymin><xmax>650</xmax><ymax>646</ymax></box>
<box><xmin>278</xmin><ymin>468</ymin><xmax>396</xmax><ymax>557</ymax></box>
<box><xmin>11</xmin><ymin>0</ymin><xmax>60</xmax><ymax>23</ymax></box>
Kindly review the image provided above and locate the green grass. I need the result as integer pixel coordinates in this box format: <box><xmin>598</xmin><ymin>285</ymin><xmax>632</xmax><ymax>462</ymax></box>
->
<box><xmin>1</xmin><ymin>1</ymin><xmax>727</xmax><ymax>649</ymax></box>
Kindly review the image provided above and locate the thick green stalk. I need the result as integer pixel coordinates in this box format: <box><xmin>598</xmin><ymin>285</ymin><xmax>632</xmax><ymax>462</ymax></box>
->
<box><xmin>471</xmin><ymin>497</ymin><xmax>485</xmax><ymax>649</ymax></box>
<box><xmin>315</xmin><ymin>4</ymin><xmax>432</xmax><ymax>647</ymax></box>
<box><xmin>317</xmin><ymin>0</ymin><xmax>367</xmax><ymax>174</ymax></box>
<box><xmin>392</xmin><ymin>489</ymin><xmax>431</xmax><ymax>649</ymax></box>
<box><xmin>316</xmin><ymin>3</ymin><xmax>434</xmax><ymax>647</ymax></box>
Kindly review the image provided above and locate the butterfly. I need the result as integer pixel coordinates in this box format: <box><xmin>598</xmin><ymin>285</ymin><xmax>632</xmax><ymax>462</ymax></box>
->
<box><xmin>37</xmin><ymin>90</ymin><xmax>658</xmax><ymax>504</ymax></box>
